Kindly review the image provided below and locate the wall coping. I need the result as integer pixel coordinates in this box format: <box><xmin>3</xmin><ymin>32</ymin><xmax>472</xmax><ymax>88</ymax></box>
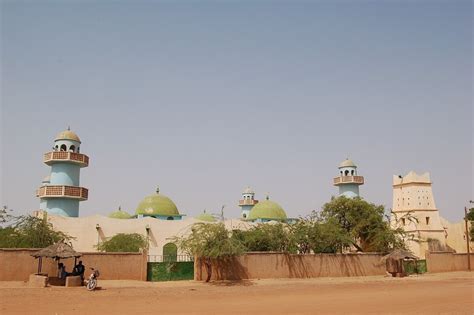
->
<box><xmin>244</xmin><ymin>251</ymin><xmax>385</xmax><ymax>256</ymax></box>
<box><xmin>0</xmin><ymin>248</ymin><xmax>144</xmax><ymax>256</ymax></box>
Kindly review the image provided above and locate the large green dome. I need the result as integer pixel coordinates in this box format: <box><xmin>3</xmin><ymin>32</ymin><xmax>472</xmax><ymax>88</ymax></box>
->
<box><xmin>136</xmin><ymin>190</ymin><xmax>180</xmax><ymax>216</ymax></box>
<box><xmin>108</xmin><ymin>207</ymin><xmax>132</xmax><ymax>219</ymax></box>
<box><xmin>248</xmin><ymin>198</ymin><xmax>287</xmax><ymax>221</ymax></box>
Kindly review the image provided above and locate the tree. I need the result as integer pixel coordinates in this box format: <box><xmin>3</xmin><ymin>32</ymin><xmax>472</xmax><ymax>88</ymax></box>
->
<box><xmin>0</xmin><ymin>205</ymin><xmax>13</xmax><ymax>224</ymax></box>
<box><xmin>174</xmin><ymin>223</ymin><xmax>245</xmax><ymax>282</ymax></box>
<box><xmin>321</xmin><ymin>196</ymin><xmax>406</xmax><ymax>252</ymax></box>
<box><xmin>466</xmin><ymin>208</ymin><xmax>474</xmax><ymax>241</ymax></box>
<box><xmin>237</xmin><ymin>223</ymin><xmax>296</xmax><ymax>253</ymax></box>
<box><xmin>97</xmin><ymin>233</ymin><xmax>147</xmax><ymax>252</ymax></box>
<box><xmin>0</xmin><ymin>215</ymin><xmax>71</xmax><ymax>248</ymax></box>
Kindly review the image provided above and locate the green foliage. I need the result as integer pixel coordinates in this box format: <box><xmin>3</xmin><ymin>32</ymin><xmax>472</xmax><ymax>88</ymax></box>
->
<box><xmin>468</xmin><ymin>208</ymin><xmax>474</xmax><ymax>241</ymax></box>
<box><xmin>309</xmin><ymin>217</ymin><xmax>353</xmax><ymax>253</ymax></box>
<box><xmin>466</xmin><ymin>208</ymin><xmax>474</xmax><ymax>221</ymax></box>
<box><xmin>175</xmin><ymin>223</ymin><xmax>245</xmax><ymax>282</ymax></box>
<box><xmin>0</xmin><ymin>205</ymin><xmax>13</xmax><ymax>224</ymax></box>
<box><xmin>0</xmin><ymin>215</ymin><xmax>71</xmax><ymax>248</ymax></box>
<box><xmin>237</xmin><ymin>223</ymin><xmax>296</xmax><ymax>253</ymax></box>
<box><xmin>97</xmin><ymin>233</ymin><xmax>148</xmax><ymax>252</ymax></box>
<box><xmin>321</xmin><ymin>196</ymin><xmax>406</xmax><ymax>252</ymax></box>
<box><xmin>175</xmin><ymin>223</ymin><xmax>245</xmax><ymax>259</ymax></box>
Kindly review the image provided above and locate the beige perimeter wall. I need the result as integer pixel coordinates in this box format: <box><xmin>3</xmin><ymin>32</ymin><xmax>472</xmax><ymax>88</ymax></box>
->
<box><xmin>195</xmin><ymin>252</ymin><xmax>386</xmax><ymax>281</ymax></box>
<box><xmin>425</xmin><ymin>251</ymin><xmax>474</xmax><ymax>273</ymax></box>
<box><xmin>0</xmin><ymin>249</ymin><xmax>147</xmax><ymax>281</ymax></box>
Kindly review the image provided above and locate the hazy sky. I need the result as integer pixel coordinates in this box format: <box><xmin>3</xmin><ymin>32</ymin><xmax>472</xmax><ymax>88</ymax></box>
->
<box><xmin>1</xmin><ymin>1</ymin><xmax>472</xmax><ymax>222</ymax></box>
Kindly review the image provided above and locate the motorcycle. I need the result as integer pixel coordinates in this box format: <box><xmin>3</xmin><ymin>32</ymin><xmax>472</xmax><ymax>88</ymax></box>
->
<box><xmin>85</xmin><ymin>268</ymin><xmax>100</xmax><ymax>291</ymax></box>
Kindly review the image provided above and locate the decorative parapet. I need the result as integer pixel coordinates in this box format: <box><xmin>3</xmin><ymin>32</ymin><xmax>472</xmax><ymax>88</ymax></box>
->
<box><xmin>333</xmin><ymin>176</ymin><xmax>364</xmax><ymax>186</ymax></box>
<box><xmin>239</xmin><ymin>199</ymin><xmax>259</xmax><ymax>206</ymax></box>
<box><xmin>37</xmin><ymin>185</ymin><xmax>88</xmax><ymax>201</ymax></box>
<box><xmin>43</xmin><ymin>151</ymin><xmax>89</xmax><ymax>167</ymax></box>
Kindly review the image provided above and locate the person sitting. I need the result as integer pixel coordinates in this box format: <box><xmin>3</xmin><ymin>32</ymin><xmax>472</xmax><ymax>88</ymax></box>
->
<box><xmin>73</xmin><ymin>260</ymin><xmax>85</xmax><ymax>281</ymax></box>
<box><xmin>57</xmin><ymin>263</ymin><xmax>68</xmax><ymax>280</ymax></box>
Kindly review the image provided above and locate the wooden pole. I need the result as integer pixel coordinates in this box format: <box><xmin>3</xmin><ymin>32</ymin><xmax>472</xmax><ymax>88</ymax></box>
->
<box><xmin>465</xmin><ymin>207</ymin><xmax>471</xmax><ymax>271</ymax></box>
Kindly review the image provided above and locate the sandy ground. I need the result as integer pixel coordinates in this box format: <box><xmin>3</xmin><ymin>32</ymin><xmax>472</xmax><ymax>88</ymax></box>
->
<box><xmin>1</xmin><ymin>272</ymin><xmax>473</xmax><ymax>314</ymax></box>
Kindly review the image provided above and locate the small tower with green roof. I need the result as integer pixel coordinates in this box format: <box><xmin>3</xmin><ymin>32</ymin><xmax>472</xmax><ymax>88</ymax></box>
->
<box><xmin>37</xmin><ymin>128</ymin><xmax>89</xmax><ymax>217</ymax></box>
<box><xmin>333</xmin><ymin>158</ymin><xmax>364</xmax><ymax>198</ymax></box>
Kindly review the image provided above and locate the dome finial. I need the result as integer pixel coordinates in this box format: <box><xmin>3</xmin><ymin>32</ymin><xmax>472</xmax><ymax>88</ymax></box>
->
<box><xmin>156</xmin><ymin>186</ymin><xmax>160</xmax><ymax>194</ymax></box>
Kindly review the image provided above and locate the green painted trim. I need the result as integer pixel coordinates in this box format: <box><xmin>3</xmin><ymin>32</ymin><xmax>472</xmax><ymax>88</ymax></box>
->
<box><xmin>147</xmin><ymin>262</ymin><xmax>194</xmax><ymax>281</ymax></box>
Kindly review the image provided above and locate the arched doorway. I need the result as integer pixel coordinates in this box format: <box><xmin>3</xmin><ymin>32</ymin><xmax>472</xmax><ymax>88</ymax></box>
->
<box><xmin>163</xmin><ymin>242</ymin><xmax>177</xmax><ymax>262</ymax></box>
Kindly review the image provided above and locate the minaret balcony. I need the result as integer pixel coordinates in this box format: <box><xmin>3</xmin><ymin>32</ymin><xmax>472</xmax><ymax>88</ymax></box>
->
<box><xmin>333</xmin><ymin>176</ymin><xmax>364</xmax><ymax>186</ymax></box>
<box><xmin>37</xmin><ymin>185</ymin><xmax>88</xmax><ymax>201</ymax></box>
<box><xmin>44</xmin><ymin>151</ymin><xmax>89</xmax><ymax>167</ymax></box>
<box><xmin>239</xmin><ymin>199</ymin><xmax>259</xmax><ymax>206</ymax></box>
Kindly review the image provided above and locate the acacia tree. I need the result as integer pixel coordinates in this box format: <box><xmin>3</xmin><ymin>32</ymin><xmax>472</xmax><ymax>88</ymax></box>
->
<box><xmin>321</xmin><ymin>196</ymin><xmax>406</xmax><ymax>252</ymax></box>
<box><xmin>466</xmin><ymin>208</ymin><xmax>474</xmax><ymax>241</ymax></box>
<box><xmin>237</xmin><ymin>223</ymin><xmax>296</xmax><ymax>253</ymax></box>
<box><xmin>174</xmin><ymin>223</ymin><xmax>245</xmax><ymax>282</ymax></box>
<box><xmin>0</xmin><ymin>205</ymin><xmax>13</xmax><ymax>224</ymax></box>
<box><xmin>97</xmin><ymin>233</ymin><xmax>147</xmax><ymax>252</ymax></box>
<box><xmin>0</xmin><ymin>215</ymin><xmax>71</xmax><ymax>248</ymax></box>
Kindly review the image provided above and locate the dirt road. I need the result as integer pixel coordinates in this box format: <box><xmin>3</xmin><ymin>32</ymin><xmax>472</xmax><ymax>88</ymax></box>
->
<box><xmin>1</xmin><ymin>272</ymin><xmax>472</xmax><ymax>314</ymax></box>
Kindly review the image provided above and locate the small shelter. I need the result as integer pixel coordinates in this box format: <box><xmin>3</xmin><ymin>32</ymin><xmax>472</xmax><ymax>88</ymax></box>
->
<box><xmin>381</xmin><ymin>249</ymin><xmax>418</xmax><ymax>277</ymax></box>
<box><xmin>31</xmin><ymin>242</ymin><xmax>82</xmax><ymax>274</ymax></box>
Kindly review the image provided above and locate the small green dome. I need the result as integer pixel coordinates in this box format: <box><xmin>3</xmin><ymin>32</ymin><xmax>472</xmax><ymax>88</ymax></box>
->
<box><xmin>136</xmin><ymin>189</ymin><xmax>180</xmax><ymax>216</ymax></box>
<box><xmin>108</xmin><ymin>207</ymin><xmax>132</xmax><ymax>219</ymax></box>
<box><xmin>195</xmin><ymin>211</ymin><xmax>216</xmax><ymax>222</ymax></box>
<box><xmin>248</xmin><ymin>198</ymin><xmax>287</xmax><ymax>221</ymax></box>
<box><xmin>339</xmin><ymin>158</ymin><xmax>357</xmax><ymax>168</ymax></box>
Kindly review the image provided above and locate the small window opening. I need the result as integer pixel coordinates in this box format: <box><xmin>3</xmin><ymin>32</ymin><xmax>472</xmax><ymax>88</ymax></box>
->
<box><xmin>69</xmin><ymin>145</ymin><xmax>75</xmax><ymax>152</ymax></box>
<box><xmin>167</xmin><ymin>216</ymin><xmax>174</xmax><ymax>220</ymax></box>
<box><xmin>60</xmin><ymin>144</ymin><xmax>67</xmax><ymax>151</ymax></box>
<box><xmin>351</xmin><ymin>170</ymin><xmax>354</xmax><ymax>175</ymax></box>
<box><xmin>425</xmin><ymin>217</ymin><xmax>430</xmax><ymax>225</ymax></box>
<box><xmin>344</xmin><ymin>170</ymin><xmax>349</xmax><ymax>176</ymax></box>
<box><xmin>401</xmin><ymin>218</ymin><xmax>406</xmax><ymax>226</ymax></box>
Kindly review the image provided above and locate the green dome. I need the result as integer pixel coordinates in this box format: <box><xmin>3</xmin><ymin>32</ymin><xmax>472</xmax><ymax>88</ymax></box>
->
<box><xmin>108</xmin><ymin>208</ymin><xmax>132</xmax><ymax>219</ymax></box>
<box><xmin>248</xmin><ymin>199</ymin><xmax>287</xmax><ymax>221</ymax></box>
<box><xmin>195</xmin><ymin>211</ymin><xmax>216</xmax><ymax>222</ymax></box>
<box><xmin>136</xmin><ymin>191</ymin><xmax>180</xmax><ymax>216</ymax></box>
<box><xmin>339</xmin><ymin>158</ymin><xmax>357</xmax><ymax>168</ymax></box>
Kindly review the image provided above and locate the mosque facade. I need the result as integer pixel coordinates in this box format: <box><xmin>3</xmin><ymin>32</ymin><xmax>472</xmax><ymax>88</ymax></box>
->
<box><xmin>33</xmin><ymin>130</ymin><xmax>469</xmax><ymax>258</ymax></box>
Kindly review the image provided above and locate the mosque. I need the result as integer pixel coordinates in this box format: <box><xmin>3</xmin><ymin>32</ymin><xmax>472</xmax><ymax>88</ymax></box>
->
<box><xmin>34</xmin><ymin>129</ymin><xmax>468</xmax><ymax>258</ymax></box>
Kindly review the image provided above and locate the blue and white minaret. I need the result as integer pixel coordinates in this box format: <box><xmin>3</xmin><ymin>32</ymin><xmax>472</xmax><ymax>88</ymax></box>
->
<box><xmin>333</xmin><ymin>158</ymin><xmax>364</xmax><ymax>198</ymax></box>
<box><xmin>37</xmin><ymin>128</ymin><xmax>89</xmax><ymax>217</ymax></box>
<box><xmin>238</xmin><ymin>187</ymin><xmax>258</xmax><ymax>219</ymax></box>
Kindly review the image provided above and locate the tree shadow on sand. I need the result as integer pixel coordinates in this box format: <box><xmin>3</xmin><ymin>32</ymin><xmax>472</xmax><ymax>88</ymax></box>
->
<box><xmin>207</xmin><ymin>279</ymin><xmax>254</xmax><ymax>287</ymax></box>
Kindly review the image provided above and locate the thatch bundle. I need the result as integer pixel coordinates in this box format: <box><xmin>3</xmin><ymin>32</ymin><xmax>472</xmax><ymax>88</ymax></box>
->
<box><xmin>32</xmin><ymin>242</ymin><xmax>81</xmax><ymax>260</ymax></box>
<box><xmin>380</xmin><ymin>249</ymin><xmax>418</xmax><ymax>263</ymax></box>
